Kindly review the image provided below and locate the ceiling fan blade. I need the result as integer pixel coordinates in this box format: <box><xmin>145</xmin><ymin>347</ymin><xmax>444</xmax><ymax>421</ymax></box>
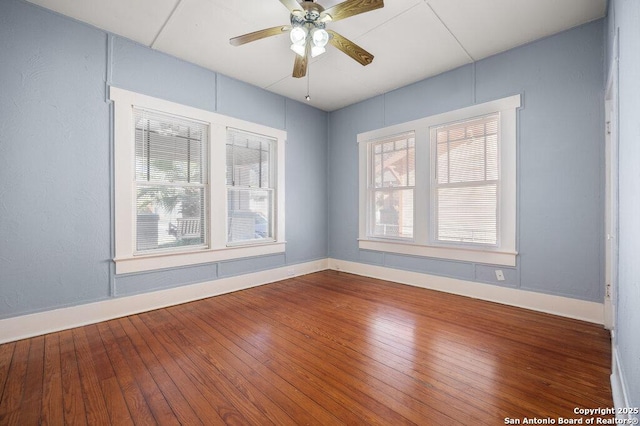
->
<box><xmin>230</xmin><ymin>25</ymin><xmax>292</xmax><ymax>46</ymax></box>
<box><xmin>279</xmin><ymin>0</ymin><xmax>303</xmax><ymax>13</ymax></box>
<box><xmin>321</xmin><ymin>0</ymin><xmax>383</xmax><ymax>22</ymax></box>
<box><xmin>327</xmin><ymin>30</ymin><xmax>374</xmax><ymax>66</ymax></box>
<box><xmin>292</xmin><ymin>44</ymin><xmax>309</xmax><ymax>78</ymax></box>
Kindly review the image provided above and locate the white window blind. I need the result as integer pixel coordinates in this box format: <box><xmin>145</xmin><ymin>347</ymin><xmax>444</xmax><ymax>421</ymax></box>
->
<box><xmin>369</xmin><ymin>133</ymin><xmax>415</xmax><ymax>239</ymax></box>
<box><xmin>433</xmin><ymin>114</ymin><xmax>499</xmax><ymax>245</ymax></box>
<box><xmin>226</xmin><ymin>128</ymin><xmax>275</xmax><ymax>244</ymax></box>
<box><xmin>134</xmin><ymin>108</ymin><xmax>208</xmax><ymax>253</ymax></box>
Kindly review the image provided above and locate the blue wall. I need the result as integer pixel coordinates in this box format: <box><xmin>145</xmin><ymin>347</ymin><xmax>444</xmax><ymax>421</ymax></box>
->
<box><xmin>328</xmin><ymin>20</ymin><xmax>605</xmax><ymax>302</ymax></box>
<box><xmin>0</xmin><ymin>0</ymin><xmax>608</xmax><ymax>320</ymax></box>
<box><xmin>0</xmin><ymin>0</ymin><xmax>328</xmax><ymax>318</ymax></box>
<box><xmin>606</xmin><ymin>0</ymin><xmax>640</xmax><ymax>411</ymax></box>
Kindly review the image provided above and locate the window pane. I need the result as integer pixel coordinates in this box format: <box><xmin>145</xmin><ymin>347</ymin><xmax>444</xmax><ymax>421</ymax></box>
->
<box><xmin>135</xmin><ymin>109</ymin><xmax>207</xmax><ymax>184</ymax></box>
<box><xmin>486</xmin><ymin>134</ymin><xmax>498</xmax><ymax>180</ymax></box>
<box><xmin>448</xmin><ymin>137</ymin><xmax>486</xmax><ymax>183</ymax></box>
<box><xmin>436</xmin><ymin>184</ymin><xmax>497</xmax><ymax>245</ymax></box>
<box><xmin>227</xmin><ymin>129</ymin><xmax>274</xmax><ymax>189</ymax></box>
<box><xmin>433</xmin><ymin>114</ymin><xmax>499</xmax><ymax>247</ymax></box>
<box><xmin>133</xmin><ymin>108</ymin><xmax>208</xmax><ymax>254</ymax></box>
<box><xmin>136</xmin><ymin>185</ymin><xmax>206</xmax><ymax>251</ymax></box>
<box><xmin>226</xmin><ymin>129</ymin><xmax>275</xmax><ymax>245</ymax></box>
<box><xmin>371</xmin><ymin>189</ymin><xmax>414</xmax><ymax>239</ymax></box>
<box><xmin>228</xmin><ymin>188</ymin><xmax>273</xmax><ymax>243</ymax></box>
<box><xmin>437</xmin><ymin>141</ymin><xmax>449</xmax><ymax>184</ymax></box>
<box><xmin>371</xmin><ymin>134</ymin><xmax>415</xmax><ymax>189</ymax></box>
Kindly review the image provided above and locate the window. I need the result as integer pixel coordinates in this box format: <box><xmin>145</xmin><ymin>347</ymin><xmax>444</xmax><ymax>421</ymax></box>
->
<box><xmin>432</xmin><ymin>114</ymin><xmax>499</xmax><ymax>246</ymax></box>
<box><xmin>134</xmin><ymin>108</ymin><xmax>208</xmax><ymax>253</ymax></box>
<box><xmin>226</xmin><ymin>129</ymin><xmax>275</xmax><ymax>244</ymax></box>
<box><xmin>358</xmin><ymin>95</ymin><xmax>520</xmax><ymax>266</ymax></box>
<box><xmin>368</xmin><ymin>133</ymin><xmax>415</xmax><ymax>239</ymax></box>
<box><xmin>111</xmin><ymin>87</ymin><xmax>286</xmax><ymax>274</ymax></box>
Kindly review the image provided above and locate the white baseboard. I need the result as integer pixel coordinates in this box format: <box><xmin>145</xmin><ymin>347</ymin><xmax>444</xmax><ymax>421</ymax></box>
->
<box><xmin>611</xmin><ymin>339</ymin><xmax>634</xmax><ymax>422</ymax></box>
<box><xmin>328</xmin><ymin>258</ymin><xmax>605</xmax><ymax>324</ymax></box>
<box><xmin>0</xmin><ymin>257</ymin><xmax>606</xmax><ymax>344</ymax></box>
<box><xmin>0</xmin><ymin>259</ymin><xmax>328</xmax><ymax>344</ymax></box>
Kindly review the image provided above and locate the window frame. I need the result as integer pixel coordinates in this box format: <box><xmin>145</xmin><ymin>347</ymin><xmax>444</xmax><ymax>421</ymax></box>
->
<box><xmin>133</xmin><ymin>107</ymin><xmax>210</xmax><ymax>255</ymax></box>
<box><xmin>111</xmin><ymin>87</ymin><xmax>286</xmax><ymax>274</ymax></box>
<box><xmin>225</xmin><ymin>128</ymin><xmax>277</xmax><ymax>246</ymax></box>
<box><xmin>358</xmin><ymin>95</ymin><xmax>520</xmax><ymax>266</ymax></box>
<box><xmin>430</xmin><ymin>113</ymin><xmax>501</xmax><ymax>248</ymax></box>
<box><xmin>367</xmin><ymin>132</ymin><xmax>416</xmax><ymax>241</ymax></box>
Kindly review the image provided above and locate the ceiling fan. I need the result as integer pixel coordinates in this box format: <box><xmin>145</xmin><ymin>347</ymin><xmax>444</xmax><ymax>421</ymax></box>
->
<box><xmin>229</xmin><ymin>0</ymin><xmax>384</xmax><ymax>78</ymax></box>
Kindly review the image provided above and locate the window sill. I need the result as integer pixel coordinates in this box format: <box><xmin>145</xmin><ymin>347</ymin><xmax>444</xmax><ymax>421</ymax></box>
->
<box><xmin>114</xmin><ymin>242</ymin><xmax>286</xmax><ymax>274</ymax></box>
<box><xmin>358</xmin><ymin>239</ymin><xmax>517</xmax><ymax>266</ymax></box>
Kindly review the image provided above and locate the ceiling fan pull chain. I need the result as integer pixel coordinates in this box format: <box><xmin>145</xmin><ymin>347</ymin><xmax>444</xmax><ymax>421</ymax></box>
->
<box><xmin>306</xmin><ymin>62</ymin><xmax>311</xmax><ymax>101</ymax></box>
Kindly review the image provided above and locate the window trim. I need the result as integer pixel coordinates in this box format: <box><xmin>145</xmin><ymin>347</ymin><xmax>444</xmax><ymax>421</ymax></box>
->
<box><xmin>110</xmin><ymin>87</ymin><xmax>286</xmax><ymax>274</ymax></box>
<box><xmin>358</xmin><ymin>95</ymin><xmax>520</xmax><ymax>266</ymax></box>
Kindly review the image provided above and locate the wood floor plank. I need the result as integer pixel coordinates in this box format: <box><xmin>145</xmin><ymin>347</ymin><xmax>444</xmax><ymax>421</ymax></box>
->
<box><xmin>14</xmin><ymin>336</ymin><xmax>44</xmax><ymax>425</ymax></box>
<box><xmin>183</xmin><ymin>300</ymin><xmax>344</xmax><ymax>426</ymax></box>
<box><xmin>82</xmin><ymin>324</ymin><xmax>134</xmax><ymax>425</ymax></box>
<box><xmin>59</xmin><ymin>329</ymin><xmax>87</xmax><ymax>425</ymax></box>
<box><xmin>41</xmin><ymin>334</ymin><xmax>63</xmax><ymax>426</ymax></box>
<box><xmin>214</xmin><ymin>293</ymin><xmax>434</xmax><ymax>425</ymax></box>
<box><xmin>107</xmin><ymin>319</ymin><xmax>181</xmax><ymax>425</ymax></box>
<box><xmin>187</xmin><ymin>299</ymin><xmax>363</xmax><ymax>424</ymax></box>
<box><xmin>117</xmin><ymin>317</ymin><xmax>203</xmax><ymax>426</ymax></box>
<box><xmin>0</xmin><ymin>339</ymin><xmax>30</xmax><ymax>424</ymax></box>
<box><xmin>71</xmin><ymin>327</ymin><xmax>111</xmax><ymax>425</ymax></box>
<box><xmin>96</xmin><ymin>321</ymin><xmax>157</xmax><ymax>424</ymax></box>
<box><xmin>0</xmin><ymin>271</ymin><xmax>613</xmax><ymax>424</ymax></box>
<box><xmin>161</xmin><ymin>307</ymin><xmax>299</xmax><ymax>425</ymax></box>
<box><xmin>130</xmin><ymin>314</ymin><xmax>240</xmax><ymax>424</ymax></box>
<box><xmin>100</xmin><ymin>377</ymin><xmax>134</xmax><ymax>426</ymax></box>
<box><xmin>144</xmin><ymin>308</ymin><xmax>279</xmax><ymax>425</ymax></box>
<box><xmin>0</xmin><ymin>342</ymin><xmax>16</xmax><ymax>404</ymax></box>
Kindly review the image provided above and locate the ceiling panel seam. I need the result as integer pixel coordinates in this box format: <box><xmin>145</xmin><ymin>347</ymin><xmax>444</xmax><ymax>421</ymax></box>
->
<box><xmin>150</xmin><ymin>0</ymin><xmax>184</xmax><ymax>48</ymax></box>
<box><xmin>425</xmin><ymin>1</ymin><xmax>475</xmax><ymax>63</ymax></box>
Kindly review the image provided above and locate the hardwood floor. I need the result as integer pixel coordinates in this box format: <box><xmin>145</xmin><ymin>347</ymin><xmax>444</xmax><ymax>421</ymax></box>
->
<box><xmin>0</xmin><ymin>270</ymin><xmax>613</xmax><ymax>425</ymax></box>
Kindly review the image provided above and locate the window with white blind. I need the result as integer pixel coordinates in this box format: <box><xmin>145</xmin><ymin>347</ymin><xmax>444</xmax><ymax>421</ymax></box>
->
<box><xmin>226</xmin><ymin>129</ymin><xmax>275</xmax><ymax>244</ymax></box>
<box><xmin>432</xmin><ymin>114</ymin><xmax>499</xmax><ymax>246</ymax></box>
<box><xmin>110</xmin><ymin>87</ymin><xmax>286</xmax><ymax>274</ymax></box>
<box><xmin>134</xmin><ymin>108</ymin><xmax>208</xmax><ymax>253</ymax></box>
<box><xmin>358</xmin><ymin>95</ymin><xmax>520</xmax><ymax>266</ymax></box>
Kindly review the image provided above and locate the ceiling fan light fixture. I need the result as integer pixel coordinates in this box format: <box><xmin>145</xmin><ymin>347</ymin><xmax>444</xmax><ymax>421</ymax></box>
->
<box><xmin>311</xmin><ymin>45</ymin><xmax>326</xmax><ymax>58</ymax></box>
<box><xmin>289</xmin><ymin>26</ymin><xmax>308</xmax><ymax>45</ymax></box>
<box><xmin>311</xmin><ymin>28</ymin><xmax>329</xmax><ymax>48</ymax></box>
<box><xmin>290</xmin><ymin>43</ymin><xmax>307</xmax><ymax>56</ymax></box>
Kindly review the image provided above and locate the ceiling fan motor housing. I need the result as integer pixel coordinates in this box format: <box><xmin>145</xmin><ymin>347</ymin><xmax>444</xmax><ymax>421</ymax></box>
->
<box><xmin>291</xmin><ymin>1</ymin><xmax>326</xmax><ymax>29</ymax></box>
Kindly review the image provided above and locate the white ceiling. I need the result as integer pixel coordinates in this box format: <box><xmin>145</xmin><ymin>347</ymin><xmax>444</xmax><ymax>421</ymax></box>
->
<box><xmin>26</xmin><ymin>0</ymin><xmax>606</xmax><ymax>111</ymax></box>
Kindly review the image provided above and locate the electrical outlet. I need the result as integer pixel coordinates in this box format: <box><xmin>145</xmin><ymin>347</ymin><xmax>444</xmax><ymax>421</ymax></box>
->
<box><xmin>495</xmin><ymin>270</ymin><xmax>505</xmax><ymax>281</ymax></box>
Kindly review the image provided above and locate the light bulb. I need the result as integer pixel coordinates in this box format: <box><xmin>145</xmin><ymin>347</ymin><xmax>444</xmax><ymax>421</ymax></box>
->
<box><xmin>290</xmin><ymin>26</ymin><xmax>307</xmax><ymax>45</ymax></box>
<box><xmin>311</xmin><ymin>28</ymin><xmax>329</xmax><ymax>48</ymax></box>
